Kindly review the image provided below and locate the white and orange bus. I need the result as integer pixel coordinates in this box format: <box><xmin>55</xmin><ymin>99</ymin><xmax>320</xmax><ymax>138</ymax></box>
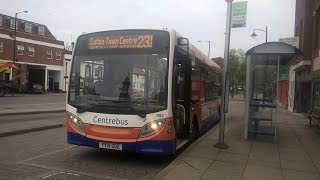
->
<box><xmin>66</xmin><ymin>29</ymin><xmax>222</xmax><ymax>155</ymax></box>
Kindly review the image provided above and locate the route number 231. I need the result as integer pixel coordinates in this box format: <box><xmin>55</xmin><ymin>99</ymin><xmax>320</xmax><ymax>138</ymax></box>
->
<box><xmin>137</xmin><ymin>35</ymin><xmax>153</xmax><ymax>48</ymax></box>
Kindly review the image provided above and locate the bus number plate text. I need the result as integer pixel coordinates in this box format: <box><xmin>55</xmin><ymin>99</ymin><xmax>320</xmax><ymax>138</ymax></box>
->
<box><xmin>99</xmin><ymin>142</ymin><xmax>122</xmax><ymax>150</ymax></box>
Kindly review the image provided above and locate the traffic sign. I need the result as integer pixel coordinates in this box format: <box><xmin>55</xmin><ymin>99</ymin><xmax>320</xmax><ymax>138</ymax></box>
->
<box><xmin>232</xmin><ymin>1</ymin><xmax>248</xmax><ymax>28</ymax></box>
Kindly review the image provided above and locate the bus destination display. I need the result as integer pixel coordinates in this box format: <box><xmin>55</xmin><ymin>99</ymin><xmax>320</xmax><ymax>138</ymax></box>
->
<box><xmin>89</xmin><ymin>34</ymin><xmax>154</xmax><ymax>49</ymax></box>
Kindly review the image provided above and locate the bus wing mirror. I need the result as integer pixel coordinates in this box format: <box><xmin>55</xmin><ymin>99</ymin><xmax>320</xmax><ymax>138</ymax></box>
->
<box><xmin>191</xmin><ymin>57</ymin><xmax>196</xmax><ymax>67</ymax></box>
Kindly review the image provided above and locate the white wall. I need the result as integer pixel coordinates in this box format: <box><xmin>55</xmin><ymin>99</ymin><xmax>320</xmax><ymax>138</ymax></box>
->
<box><xmin>46</xmin><ymin>65</ymin><xmax>63</xmax><ymax>92</ymax></box>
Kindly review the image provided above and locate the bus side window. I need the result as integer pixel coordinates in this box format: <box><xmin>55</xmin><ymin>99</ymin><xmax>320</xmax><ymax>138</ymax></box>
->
<box><xmin>199</xmin><ymin>65</ymin><xmax>207</xmax><ymax>100</ymax></box>
<box><xmin>176</xmin><ymin>59</ymin><xmax>185</xmax><ymax>100</ymax></box>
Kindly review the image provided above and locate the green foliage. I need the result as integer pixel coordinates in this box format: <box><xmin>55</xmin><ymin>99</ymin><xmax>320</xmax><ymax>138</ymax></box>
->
<box><xmin>211</xmin><ymin>57</ymin><xmax>223</xmax><ymax>68</ymax></box>
<box><xmin>212</xmin><ymin>48</ymin><xmax>246</xmax><ymax>91</ymax></box>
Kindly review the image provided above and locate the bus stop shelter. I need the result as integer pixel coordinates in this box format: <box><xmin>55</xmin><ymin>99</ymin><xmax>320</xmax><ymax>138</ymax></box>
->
<box><xmin>244</xmin><ymin>42</ymin><xmax>303</xmax><ymax>141</ymax></box>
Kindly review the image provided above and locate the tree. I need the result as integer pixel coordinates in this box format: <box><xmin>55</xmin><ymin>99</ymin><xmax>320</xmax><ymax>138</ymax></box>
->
<box><xmin>212</xmin><ymin>49</ymin><xmax>246</xmax><ymax>98</ymax></box>
<box><xmin>212</xmin><ymin>57</ymin><xmax>224</xmax><ymax>68</ymax></box>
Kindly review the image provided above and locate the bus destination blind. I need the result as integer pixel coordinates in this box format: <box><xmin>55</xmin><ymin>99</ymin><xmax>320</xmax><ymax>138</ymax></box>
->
<box><xmin>89</xmin><ymin>34</ymin><xmax>154</xmax><ymax>49</ymax></box>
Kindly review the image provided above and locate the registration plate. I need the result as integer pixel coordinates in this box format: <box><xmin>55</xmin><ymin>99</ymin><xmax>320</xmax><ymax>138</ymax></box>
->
<box><xmin>99</xmin><ymin>142</ymin><xmax>122</xmax><ymax>150</ymax></box>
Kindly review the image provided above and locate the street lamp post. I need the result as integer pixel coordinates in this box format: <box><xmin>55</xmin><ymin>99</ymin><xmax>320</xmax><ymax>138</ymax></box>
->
<box><xmin>250</xmin><ymin>26</ymin><xmax>268</xmax><ymax>43</ymax></box>
<box><xmin>13</xmin><ymin>10</ymin><xmax>28</xmax><ymax>63</ymax></box>
<box><xmin>64</xmin><ymin>59</ymin><xmax>71</xmax><ymax>92</ymax></box>
<box><xmin>198</xmin><ymin>40</ymin><xmax>211</xmax><ymax>58</ymax></box>
<box><xmin>64</xmin><ymin>61</ymin><xmax>68</xmax><ymax>92</ymax></box>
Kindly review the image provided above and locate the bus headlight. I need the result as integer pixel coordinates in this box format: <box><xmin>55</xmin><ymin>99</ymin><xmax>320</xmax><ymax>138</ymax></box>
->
<box><xmin>67</xmin><ymin>112</ymin><xmax>84</xmax><ymax>131</ymax></box>
<box><xmin>139</xmin><ymin>119</ymin><xmax>166</xmax><ymax>138</ymax></box>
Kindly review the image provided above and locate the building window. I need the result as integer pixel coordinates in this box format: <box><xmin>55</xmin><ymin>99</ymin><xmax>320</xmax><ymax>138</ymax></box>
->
<box><xmin>10</xmin><ymin>19</ymin><xmax>18</xmax><ymax>30</ymax></box>
<box><xmin>0</xmin><ymin>16</ymin><xmax>2</xmax><ymax>26</ymax></box>
<box><xmin>47</xmin><ymin>50</ymin><xmax>52</xmax><ymax>59</ymax></box>
<box><xmin>28</xmin><ymin>47</ymin><xmax>35</xmax><ymax>57</ymax></box>
<box><xmin>0</xmin><ymin>42</ymin><xmax>3</xmax><ymax>53</ymax></box>
<box><xmin>85</xmin><ymin>65</ymin><xmax>91</xmax><ymax>77</ymax></box>
<box><xmin>17</xmin><ymin>45</ymin><xmax>24</xmax><ymax>55</ymax></box>
<box><xmin>38</xmin><ymin>26</ymin><xmax>44</xmax><ymax>36</ymax></box>
<box><xmin>95</xmin><ymin>66</ymin><xmax>103</xmax><ymax>77</ymax></box>
<box><xmin>25</xmin><ymin>23</ymin><xmax>32</xmax><ymax>33</ymax></box>
<box><xmin>56</xmin><ymin>51</ymin><xmax>61</xmax><ymax>60</ymax></box>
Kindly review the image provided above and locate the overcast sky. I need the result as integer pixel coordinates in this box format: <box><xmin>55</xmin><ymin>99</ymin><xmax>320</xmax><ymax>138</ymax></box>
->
<box><xmin>1</xmin><ymin>0</ymin><xmax>296</xmax><ymax>57</ymax></box>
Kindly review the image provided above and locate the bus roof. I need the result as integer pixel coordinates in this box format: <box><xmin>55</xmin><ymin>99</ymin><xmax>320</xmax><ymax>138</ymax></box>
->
<box><xmin>190</xmin><ymin>45</ymin><xmax>222</xmax><ymax>73</ymax></box>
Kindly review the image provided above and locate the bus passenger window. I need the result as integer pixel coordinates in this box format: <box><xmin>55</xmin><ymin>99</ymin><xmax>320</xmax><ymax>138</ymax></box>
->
<box><xmin>176</xmin><ymin>63</ymin><xmax>185</xmax><ymax>100</ymax></box>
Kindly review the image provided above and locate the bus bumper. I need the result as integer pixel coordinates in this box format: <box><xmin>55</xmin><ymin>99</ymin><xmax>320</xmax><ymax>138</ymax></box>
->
<box><xmin>67</xmin><ymin>132</ymin><xmax>176</xmax><ymax>155</ymax></box>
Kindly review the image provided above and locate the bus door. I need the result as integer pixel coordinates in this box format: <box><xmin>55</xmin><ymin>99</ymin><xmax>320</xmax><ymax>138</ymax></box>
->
<box><xmin>173</xmin><ymin>39</ymin><xmax>192</xmax><ymax>140</ymax></box>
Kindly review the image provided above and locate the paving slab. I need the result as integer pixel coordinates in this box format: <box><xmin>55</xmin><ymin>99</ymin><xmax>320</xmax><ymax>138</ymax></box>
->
<box><xmin>282</xmin><ymin>169</ymin><xmax>320</xmax><ymax>180</ymax></box>
<box><xmin>243</xmin><ymin>165</ymin><xmax>282</xmax><ymax>180</ymax></box>
<box><xmin>216</xmin><ymin>151</ymin><xmax>248</xmax><ymax>164</ymax></box>
<box><xmin>222</xmin><ymin>140</ymin><xmax>252</xmax><ymax>155</ymax></box>
<box><xmin>281</xmin><ymin>159</ymin><xmax>318</xmax><ymax>173</ymax></box>
<box><xmin>201</xmin><ymin>161</ymin><xmax>245</xmax><ymax>180</ymax></box>
<box><xmin>181</xmin><ymin>156</ymin><xmax>214</xmax><ymax>173</ymax></box>
<box><xmin>279</xmin><ymin>147</ymin><xmax>312</xmax><ymax>162</ymax></box>
<box><xmin>246</xmin><ymin>159</ymin><xmax>280</xmax><ymax>169</ymax></box>
<box><xmin>161</xmin><ymin>161</ymin><xmax>202</xmax><ymax>180</ymax></box>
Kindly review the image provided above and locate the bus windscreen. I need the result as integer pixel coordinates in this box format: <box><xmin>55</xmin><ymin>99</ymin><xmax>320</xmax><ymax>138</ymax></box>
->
<box><xmin>68</xmin><ymin>30</ymin><xmax>170</xmax><ymax>117</ymax></box>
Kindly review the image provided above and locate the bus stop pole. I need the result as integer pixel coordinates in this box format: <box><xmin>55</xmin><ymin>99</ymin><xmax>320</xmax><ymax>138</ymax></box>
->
<box><xmin>214</xmin><ymin>0</ymin><xmax>232</xmax><ymax>149</ymax></box>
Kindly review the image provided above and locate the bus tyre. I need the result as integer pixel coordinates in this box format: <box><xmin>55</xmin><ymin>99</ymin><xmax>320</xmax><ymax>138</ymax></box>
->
<box><xmin>191</xmin><ymin>119</ymin><xmax>199</xmax><ymax>140</ymax></box>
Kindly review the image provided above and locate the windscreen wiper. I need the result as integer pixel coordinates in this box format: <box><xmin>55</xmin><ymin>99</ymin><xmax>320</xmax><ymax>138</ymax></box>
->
<box><xmin>76</xmin><ymin>104</ymin><xmax>95</xmax><ymax>114</ymax></box>
<box><xmin>127</xmin><ymin>105</ymin><xmax>146</xmax><ymax>118</ymax></box>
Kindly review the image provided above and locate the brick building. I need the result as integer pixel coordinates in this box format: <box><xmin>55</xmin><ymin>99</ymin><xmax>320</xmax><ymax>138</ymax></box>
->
<box><xmin>0</xmin><ymin>13</ymin><xmax>64</xmax><ymax>92</ymax></box>
<box><xmin>293</xmin><ymin>0</ymin><xmax>320</xmax><ymax>113</ymax></box>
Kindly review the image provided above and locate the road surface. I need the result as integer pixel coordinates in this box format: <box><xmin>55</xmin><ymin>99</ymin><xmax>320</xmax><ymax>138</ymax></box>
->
<box><xmin>0</xmin><ymin>113</ymin><xmax>173</xmax><ymax>180</ymax></box>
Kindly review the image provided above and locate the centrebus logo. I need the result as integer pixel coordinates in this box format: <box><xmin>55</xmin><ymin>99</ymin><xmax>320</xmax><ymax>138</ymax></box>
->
<box><xmin>93</xmin><ymin>116</ymin><xmax>129</xmax><ymax>126</ymax></box>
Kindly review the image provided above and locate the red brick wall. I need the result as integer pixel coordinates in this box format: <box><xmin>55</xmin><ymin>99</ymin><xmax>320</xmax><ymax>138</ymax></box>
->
<box><xmin>0</xmin><ymin>38</ymin><xmax>63</xmax><ymax>66</ymax></box>
<box><xmin>295</xmin><ymin>0</ymin><xmax>313</xmax><ymax>60</ymax></box>
<box><xmin>277</xmin><ymin>80</ymin><xmax>289</xmax><ymax>108</ymax></box>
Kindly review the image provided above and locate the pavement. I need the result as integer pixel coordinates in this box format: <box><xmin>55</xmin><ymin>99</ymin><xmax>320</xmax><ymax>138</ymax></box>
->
<box><xmin>0</xmin><ymin>93</ymin><xmax>65</xmax><ymax>116</ymax></box>
<box><xmin>0</xmin><ymin>93</ymin><xmax>65</xmax><ymax>137</ymax></box>
<box><xmin>153</xmin><ymin>95</ymin><xmax>320</xmax><ymax>180</ymax></box>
